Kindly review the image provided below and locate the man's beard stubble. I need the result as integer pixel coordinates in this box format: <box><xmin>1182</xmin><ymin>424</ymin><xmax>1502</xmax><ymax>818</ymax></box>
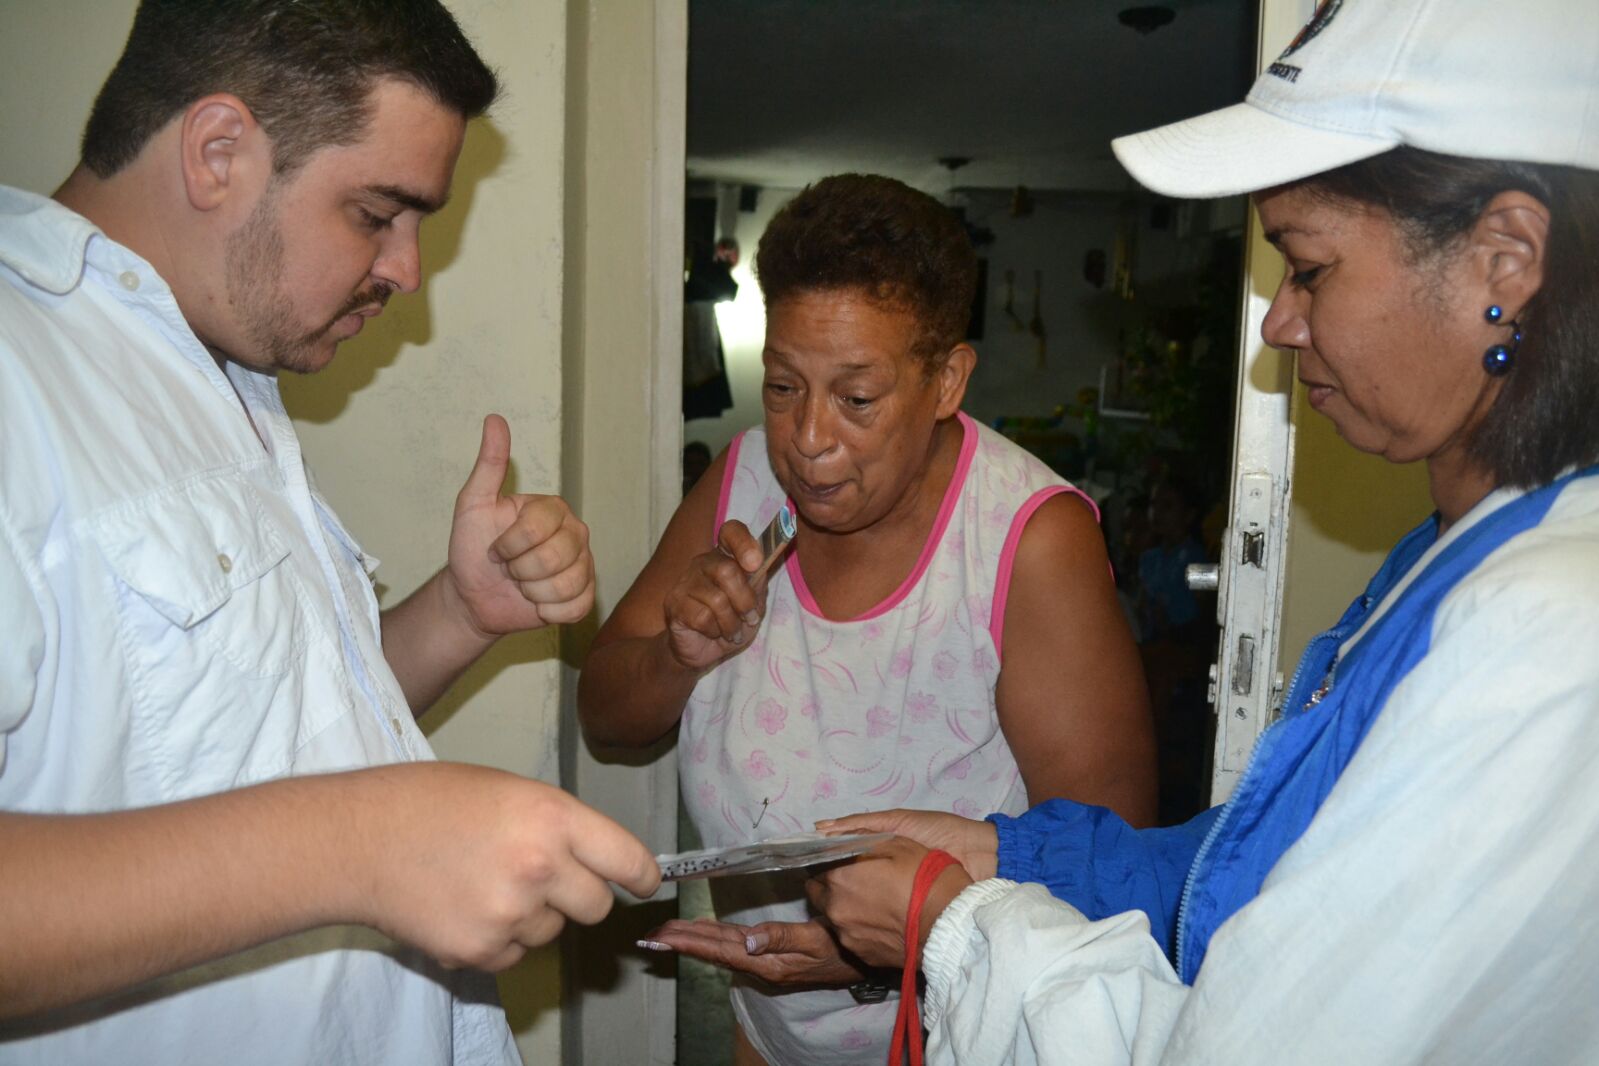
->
<box><xmin>222</xmin><ymin>189</ymin><xmax>392</xmax><ymax>374</ymax></box>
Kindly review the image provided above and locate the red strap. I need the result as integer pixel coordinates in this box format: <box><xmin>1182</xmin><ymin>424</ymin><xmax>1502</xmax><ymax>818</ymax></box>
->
<box><xmin>889</xmin><ymin>849</ymin><xmax>959</xmax><ymax>1066</ymax></box>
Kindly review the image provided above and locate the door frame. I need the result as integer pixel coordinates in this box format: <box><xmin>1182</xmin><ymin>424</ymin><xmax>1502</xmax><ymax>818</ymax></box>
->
<box><xmin>1206</xmin><ymin>0</ymin><xmax>1315</xmax><ymax>803</ymax></box>
<box><xmin>562</xmin><ymin>1</ymin><xmax>686</xmax><ymax>1063</ymax></box>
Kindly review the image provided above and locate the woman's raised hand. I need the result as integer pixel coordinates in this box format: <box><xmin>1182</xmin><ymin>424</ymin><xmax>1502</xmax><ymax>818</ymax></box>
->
<box><xmin>816</xmin><ymin>808</ymin><xmax>999</xmax><ymax>881</ymax></box>
<box><xmin>662</xmin><ymin>519</ymin><xmax>772</xmax><ymax>673</ymax></box>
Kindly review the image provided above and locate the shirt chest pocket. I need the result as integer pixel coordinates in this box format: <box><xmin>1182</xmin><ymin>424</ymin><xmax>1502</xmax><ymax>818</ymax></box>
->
<box><xmin>96</xmin><ymin>478</ymin><xmax>310</xmax><ymax>685</ymax></box>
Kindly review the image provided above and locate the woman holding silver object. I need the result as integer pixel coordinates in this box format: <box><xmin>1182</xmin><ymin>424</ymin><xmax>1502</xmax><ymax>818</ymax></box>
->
<box><xmin>812</xmin><ymin>2</ymin><xmax>1599</xmax><ymax>1063</ymax></box>
<box><xmin>579</xmin><ymin>174</ymin><xmax>1155</xmax><ymax>1065</ymax></box>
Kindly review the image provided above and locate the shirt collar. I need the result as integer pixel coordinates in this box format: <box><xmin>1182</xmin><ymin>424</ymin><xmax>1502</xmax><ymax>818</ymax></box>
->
<box><xmin>0</xmin><ymin>184</ymin><xmax>99</xmax><ymax>296</ymax></box>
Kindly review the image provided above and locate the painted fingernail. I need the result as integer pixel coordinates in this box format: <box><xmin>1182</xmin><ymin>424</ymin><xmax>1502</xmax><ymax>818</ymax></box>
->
<box><xmin>744</xmin><ymin>932</ymin><xmax>769</xmax><ymax>954</ymax></box>
<box><xmin>637</xmin><ymin>939</ymin><xmax>673</xmax><ymax>952</ymax></box>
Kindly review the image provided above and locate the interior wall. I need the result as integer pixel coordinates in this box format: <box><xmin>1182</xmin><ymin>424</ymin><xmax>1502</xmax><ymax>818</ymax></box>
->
<box><xmin>958</xmin><ymin>189</ymin><xmax>1221</xmax><ymax>429</ymax></box>
<box><xmin>0</xmin><ymin>3</ymin><xmax>571</xmax><ymax>1063</ymax></box>
<box><xmin>683</xmin><ymin>183</ymin><xmax>1234</xmax><ymax>470</ymax></box>
<box><xmin>0</xmin><ymin>5</ymin><xmax>130</xmax><ymax>194</ymax></box>
<box><xmin>959</xmin><ymin>193</ymin><xmax>1118</xmax><ymax>426</ymax></box>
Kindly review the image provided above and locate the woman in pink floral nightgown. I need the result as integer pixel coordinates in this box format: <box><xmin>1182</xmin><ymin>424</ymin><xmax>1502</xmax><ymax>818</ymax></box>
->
<box><xmin>578</xmin><ymin>174</ymin><xmax>1155</xmax><ymax>1066</ymax></box>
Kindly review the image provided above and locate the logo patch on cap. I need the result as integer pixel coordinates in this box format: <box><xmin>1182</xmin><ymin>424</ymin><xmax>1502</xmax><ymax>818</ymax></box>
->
<box><xmin>1269</xmin><ymin>0</ymin><xmax>1344</xmax><ymax>83</ymax></box>
<box><xmin>1281</xmin><ymin>0</ymin><xmax>1344</xmax><ymax>59</ymax></box>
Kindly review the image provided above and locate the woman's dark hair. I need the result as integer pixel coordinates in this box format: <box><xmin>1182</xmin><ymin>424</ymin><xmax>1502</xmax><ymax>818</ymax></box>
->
<box><xmin>1299</xmin><ymin>146</ymin><xmax>1599</xmax><ymax>489</ymax></box>
<box><xmin>81</xmin><ymin>0</ymin><xmax>499</xmax><ymax>178</ymax></box>
<box><xmin>754</xmin><ymin>174</ymin><xmax>978</xmax><ymax>366</ymax></box>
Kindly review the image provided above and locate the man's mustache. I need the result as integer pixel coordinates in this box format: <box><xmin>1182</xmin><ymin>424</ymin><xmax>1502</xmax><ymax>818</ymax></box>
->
<box><xmin>309</xmin><ymin>283</ymin><xmax>396</xmax><ymax>342</ymax></box>
<box><xmin>332</xmin><ymin>283</ymin><xmax>395</xmax><ymax>321</ymax></box>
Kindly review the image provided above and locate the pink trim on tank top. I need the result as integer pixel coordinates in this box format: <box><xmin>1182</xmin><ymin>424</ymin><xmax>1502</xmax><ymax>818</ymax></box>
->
<box><xmin>787</xmin><ymin>412</ymin><xmax>980</xmax><ymax>623</ymax></box>
<box><xmin>989</xmin><ymin>485</ymin><xmax>1101</xmax><ymax>661</ymax></box>
<box><xmin>711</xmin><ymin>431</ymin><xmax>746</xmax><ymax>546</ymax></box>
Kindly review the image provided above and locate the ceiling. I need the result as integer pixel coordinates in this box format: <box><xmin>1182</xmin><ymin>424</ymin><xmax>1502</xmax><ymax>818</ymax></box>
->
<box><xmin>688</xmin><ymin>0</ymin><xmax>1256</xmax><ymax>196</ymax></box>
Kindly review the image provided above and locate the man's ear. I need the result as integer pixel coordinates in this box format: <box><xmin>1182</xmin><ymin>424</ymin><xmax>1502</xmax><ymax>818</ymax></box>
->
<box><xmin>1470</xmin><ymin>189</ymin><xmax>1551</xmax><ymax>319</ymax></box>
<box><xmin>179</xmin><ymin>93</ymin><xmax>263</xmax><ymax>212</ymax></box>
<box><xmin>934</xmin><ymin>343</ymin><xmax>976</xmax><ymax>419</ymax></box>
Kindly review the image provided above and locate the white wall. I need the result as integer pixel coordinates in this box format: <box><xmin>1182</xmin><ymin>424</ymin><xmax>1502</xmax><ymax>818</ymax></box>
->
<box><xmin>0</xmin><ymin>4</ymin><xmax>571</xmax><ymax>1062</ymax></box>
<box><xmin>0</xmin><ymin>6</ymin><xmax>131</xmax><ymax>192</ymax></box>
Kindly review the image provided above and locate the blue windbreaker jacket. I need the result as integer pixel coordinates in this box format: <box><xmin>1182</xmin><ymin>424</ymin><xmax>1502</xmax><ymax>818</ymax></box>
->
<box><xmin>992</xmin><ymin>465</ymin><xmax>1598</xmax><ymax>984</ymax></box>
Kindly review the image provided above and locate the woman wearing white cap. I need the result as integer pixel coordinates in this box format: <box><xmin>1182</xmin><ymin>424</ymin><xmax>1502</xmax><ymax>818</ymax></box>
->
<box><xmin>810</xmin><ymin>0</ymin><xmax>1599</xmax><ymax>1062</ymax></box>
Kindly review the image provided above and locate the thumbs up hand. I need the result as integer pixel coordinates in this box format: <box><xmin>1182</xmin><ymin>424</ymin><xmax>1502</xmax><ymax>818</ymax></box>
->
<box><xmin>444</xmin><ymin>414</ymin><xmax>595</xmax><ymax>636</ymax></box>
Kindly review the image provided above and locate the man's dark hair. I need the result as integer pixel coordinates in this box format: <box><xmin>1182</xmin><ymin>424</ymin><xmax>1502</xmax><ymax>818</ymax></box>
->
<box><xmin>1300</xmin><ymin>147</ymin><xmax>1599</xmax><ymax>489</ymax></box>
<box><xmin>81</xmin><ymin>0</ymin><xmax>499</xmax><ymax>178</ymax></box>
<box><xmin>754</xmin><ymin>174</ymin><xmax>978</xmax><ymax>365</ymax></box>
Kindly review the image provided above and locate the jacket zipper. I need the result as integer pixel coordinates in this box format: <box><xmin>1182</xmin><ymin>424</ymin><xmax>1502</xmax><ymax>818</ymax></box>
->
<box><xmin>1173</xmin><ymin>626</ymin><xmax>1338</xmax><ymax>980</ymax></box>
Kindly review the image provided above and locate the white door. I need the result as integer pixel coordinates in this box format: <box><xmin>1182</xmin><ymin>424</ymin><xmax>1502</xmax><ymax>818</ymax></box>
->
<box><xmin>1200</xmin><ymin>0</ymin><xmax>1316</xmax><ymax>803</ymax></box>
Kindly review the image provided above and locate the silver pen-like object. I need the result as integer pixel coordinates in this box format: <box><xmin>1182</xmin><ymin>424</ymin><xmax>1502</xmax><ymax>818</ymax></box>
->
<box><xmin>751</xmin><ymin>502</ymin><xmax>797</xmax><ymax>584</ymax></box>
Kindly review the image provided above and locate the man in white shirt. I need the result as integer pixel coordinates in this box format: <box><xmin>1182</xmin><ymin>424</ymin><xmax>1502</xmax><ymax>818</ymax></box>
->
<box><xmin>0</xmin><ymin>2</ymin><xmax>657</xmax><ymax>1062</ymax></box>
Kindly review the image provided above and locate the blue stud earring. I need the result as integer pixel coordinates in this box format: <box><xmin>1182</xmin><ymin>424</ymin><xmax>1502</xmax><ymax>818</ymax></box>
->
<box><xmin>1482</xmin><ymin>307</ymin><xmax>1521</xmax><ymax>376</ymax></box>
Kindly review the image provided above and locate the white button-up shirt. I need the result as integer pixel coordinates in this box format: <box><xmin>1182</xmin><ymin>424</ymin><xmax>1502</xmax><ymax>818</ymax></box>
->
<box><xmin>0</xmin><ymin>186</ymin><xmax>518</xmax><ymax>1064</ymax></box>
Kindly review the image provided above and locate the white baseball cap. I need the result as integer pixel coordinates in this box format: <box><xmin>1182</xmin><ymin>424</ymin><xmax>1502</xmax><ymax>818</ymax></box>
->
<box><xmin>1112</xmin><ymin>0</ymin><xmax>1599</xmax><ymax>199</ymax></box>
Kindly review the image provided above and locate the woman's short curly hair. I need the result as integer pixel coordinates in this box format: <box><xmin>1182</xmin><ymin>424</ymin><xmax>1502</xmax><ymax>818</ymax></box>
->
<box><xmin>754</xmin><ymin>174</ymin><xmax>978</xmax><ymax>366</ymax></box>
